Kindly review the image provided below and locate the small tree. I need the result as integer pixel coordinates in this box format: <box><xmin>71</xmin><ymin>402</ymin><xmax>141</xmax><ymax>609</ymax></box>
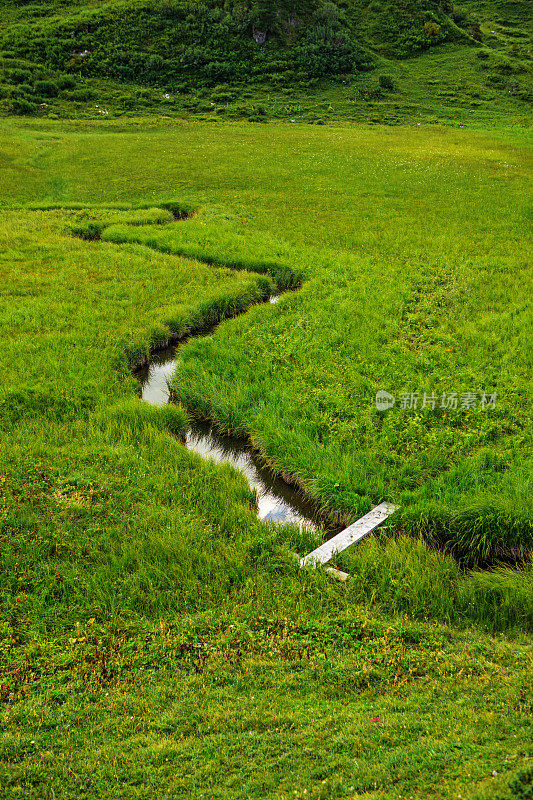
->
<box><xmin>379</xmin><ymin>74</ymin><xmax>395</xmax><ymax>91</ymax></box>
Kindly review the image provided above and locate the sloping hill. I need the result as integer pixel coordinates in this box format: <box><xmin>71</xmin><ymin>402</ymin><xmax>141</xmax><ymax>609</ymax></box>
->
<box><xmin>0</xmin><ymin>0</ymin><xmax>530</xmax><ymax>122</ymax></box>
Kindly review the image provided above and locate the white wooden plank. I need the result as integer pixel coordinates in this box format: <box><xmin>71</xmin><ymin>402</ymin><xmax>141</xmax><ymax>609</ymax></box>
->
<box><xmin>300</xmin><ymin>502</ymin><xmax>397</xmax><ymax>568</ymax></box>
<box><xmin>325</xmin><ymin>566</ymin><xmax>350</xmax><ymax>581</ymax></box>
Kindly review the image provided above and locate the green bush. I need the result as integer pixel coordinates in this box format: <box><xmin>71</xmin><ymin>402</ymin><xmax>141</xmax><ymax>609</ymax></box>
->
<box><xmin>63</xmin><ymin>88</ymin><xmax>96</xmax><ymax>102</ymax></box>
<box><xmin>452</xmin><ymin>7</ymin><xmax>468</xmax><ymax>26</ymax></box>
<box><xmin>117</xmin><ymin>94</ymin><xmax>137</xmax><ymax>109</ymax></box>
<box><xmin>378</xmin><ymin>74</ymin><xmax>395</xmax><ymax>91</ymax></box>
<box><xmin>468</xmin><ymin>21</ymin><xmax>483</xmax><ymax>41</ymax></box>
<box><xmin>69</xmin><ymin>222</ymin><xmax>103</xmax><ymax>240</ymax></box>
<box><xmin>211</xmin><ymin>92</ymin><xmax>234</xmax><ymax>103</ymax></box>
<box><xmin>11</xmin><ymin>83</ymin><xmax>33</xmax><ymax>96</ymax></box>
<box><xmin>6</xmin><ymin>68</ymin><xmax>32</xmax><ymax>84</ymax></box>
<box><xmin>56</xmin><ymin>74</ymin><xmax>76</xmax><ymax>90</ymax></box>
<box><xmin>34</xmin><ymin>79</ymin><xmax>58</xmax><ymax>97</ymax></box>
<box><xmin>0</xmin><ymin>0</ymin><xmax>377</xmax><ymax>91</ymax></box>
<box><xmin>203</xmin><ymin>61</ymin><xmax>235</xmax><ymax>85</ymax></box>
<box><xmin>424</xmin><ymin>21</ymin><xmax>441</xmax><ymax>38</ymax></box>
<box><xmin>10</xmin><ymin>97</ymin><xmax>38</xmax><ymax>114</ymax></box>
<box><xmin>210</xmin><ymin>85</ymin><xmax>238</xmax><ymax>103</ymax></box>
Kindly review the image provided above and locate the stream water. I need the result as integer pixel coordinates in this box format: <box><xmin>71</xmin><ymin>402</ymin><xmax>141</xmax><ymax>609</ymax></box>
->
<box><xmin>137</xmin><ymin>304</ymin><xmax>322</xmax><ymax>529</ymax></box>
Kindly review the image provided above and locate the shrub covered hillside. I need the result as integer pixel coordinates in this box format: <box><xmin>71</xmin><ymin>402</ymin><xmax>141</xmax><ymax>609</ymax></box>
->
<box><xmin>0</xmin><ymin>0</ymin><xmax>531</xmax><ymax>121</ymax></box>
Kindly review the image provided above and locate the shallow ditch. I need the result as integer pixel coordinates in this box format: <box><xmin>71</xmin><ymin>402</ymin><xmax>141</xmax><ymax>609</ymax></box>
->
<box><xmin>70</xmin><ymin>206</ymin><xmax>327</xmax><ymax>530</ymax></box>
<box><xmin>136</xmin><ymin>330</ymin><xmax>530</xmax><ymax>569</ymax></box>
<box><xmin>70</xmin><ymin>207</ymin><xmax>529</xmax><ymax>568</ymax></box>
<box><xmin>136</xmin><ymin>296</ymin><xmax>337</xmax><ymax>532</ymax></box>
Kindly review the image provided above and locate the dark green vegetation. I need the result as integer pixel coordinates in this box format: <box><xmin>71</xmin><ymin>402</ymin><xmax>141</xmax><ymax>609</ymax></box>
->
<box><xmin>0</xmin><ymin>0</ymin><xmax>531</xmax><ymax>125</ymax></box>
<box><xmin>0</xmin><ymin>116</ymin><xmax>531</xmax><ymax>797</ymax></box>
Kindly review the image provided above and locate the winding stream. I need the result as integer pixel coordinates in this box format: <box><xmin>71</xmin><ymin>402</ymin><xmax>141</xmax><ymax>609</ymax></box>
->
<box><xmin>137</xmin><ymin>300</ymin><xmax>324</xmax><ymax>530</ymax></box>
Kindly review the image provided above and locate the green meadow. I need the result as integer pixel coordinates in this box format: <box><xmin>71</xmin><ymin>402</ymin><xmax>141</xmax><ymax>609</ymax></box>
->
<box><xmin>0</xmin><ymin>117</ymin><xmax>532</xmax><ymax>798</ymax></box>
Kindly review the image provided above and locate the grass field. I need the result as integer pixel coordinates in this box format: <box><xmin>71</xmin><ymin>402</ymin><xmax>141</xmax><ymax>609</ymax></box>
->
<box><xmin>0</xmin><ymin>117</ymin><xmax>532</xmax><ymax>798</ymax></box>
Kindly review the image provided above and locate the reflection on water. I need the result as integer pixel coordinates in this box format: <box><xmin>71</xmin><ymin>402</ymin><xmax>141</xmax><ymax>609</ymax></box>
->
<box><xmin>186</xmin><ymin>419</ymin><xmax>319</xmax><ymax>525</ymax></box>
<box><xmin>138</xmin><ymin>347</ymin><xmax>178</xmax><ymax>406</ymax></box>
<box><xmin>137</xmin><ymin>319</ymin><xmax>319</xmax><ymax>528</ymax></box>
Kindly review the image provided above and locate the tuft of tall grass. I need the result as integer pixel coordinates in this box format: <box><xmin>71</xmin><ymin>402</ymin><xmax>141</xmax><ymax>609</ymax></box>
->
<box><xmin>337</xmin><ymin>535</ymin><xmax>533</xmax><ymax>633</ymax></box>
<box><xmin>99</xmin><ymin>398</ymin><xmax>189</xmax><ymax>440</ymax></box>
<box><xmin>102</xmin><ymin>218</ymin><xmax>305</xmax><ymax>290</ymax></box>
<box><xmin>67</xmin><ymin>206</ymin><xmax>175</xmax><ymax>240</ymax></box>
<box><xmin>400</xmin><ymin>497</ymin><xmax>533</xmax><ymax>567</ymax></box>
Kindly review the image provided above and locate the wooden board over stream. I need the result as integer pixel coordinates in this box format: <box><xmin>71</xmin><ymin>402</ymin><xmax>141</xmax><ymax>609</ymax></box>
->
<box><xmin>300</xmin><ymin>502</ymin><xmax>398</xmax><ymax>568</ymax></box>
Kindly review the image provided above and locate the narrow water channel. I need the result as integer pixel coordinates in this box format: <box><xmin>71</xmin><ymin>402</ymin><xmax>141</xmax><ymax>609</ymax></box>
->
<box><xmin>137</xmin><ymin>303</ymin><xmax>322</xmax><ymax>529</ymax></box>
